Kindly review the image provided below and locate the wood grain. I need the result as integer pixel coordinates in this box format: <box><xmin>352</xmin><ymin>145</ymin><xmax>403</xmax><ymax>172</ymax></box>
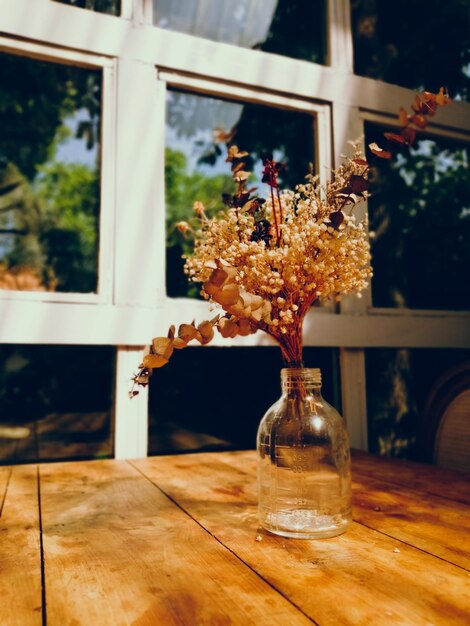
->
<box><xmin>352</xmin><ymin>474</ymin><xmax>470</xmax><ymax>569</ymax></box>
<box><xmin>39</xmin><ymin>458</ymin><xmax>313</xmax><ymax>626</ymax></box>
<box><xmin>0</xmin><ymin>465</ymin><xmax>42</xmax><ymax>626</ymax></box>
<box><xmin>133</xmin><ymin>453</ymin><xmax>470</xmax><ymax>626</ymax></box>
<box><xmin>352</xmin><ymin>449</ymin><xmax>470</xmax><ymax>504</ymax></box>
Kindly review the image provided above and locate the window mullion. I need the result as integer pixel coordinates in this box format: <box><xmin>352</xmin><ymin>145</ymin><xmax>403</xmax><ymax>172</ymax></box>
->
<box><xmin>114</xmin><ymin>346</ymin><xmax>148</xmax><ymax>459</ymax></box>
<box><xmin>327</xmin><ymin>0</ymin><xmax>354</xmax><ymax>71</ymax></box>
<box><xmin>340</xmin><ymin>348</ymin><xmax>368</xmax><ymax>450</ymax></box>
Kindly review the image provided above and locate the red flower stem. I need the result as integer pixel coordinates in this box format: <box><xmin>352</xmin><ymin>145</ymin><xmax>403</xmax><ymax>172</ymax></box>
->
<box><xmin>276</xmin><ymin>185</ymin><xmax>284</xmax><ymax>229</ymax></box>
<box><xmin>270</xmin><ymin>181</ymin><xmax>280</xmax><ymax>245</ymax></box>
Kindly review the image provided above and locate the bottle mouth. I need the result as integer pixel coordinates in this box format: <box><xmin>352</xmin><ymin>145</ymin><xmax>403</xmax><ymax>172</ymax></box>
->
<box><xmin>281</xmin><ymin>368</ymin><xmax>321</xmax><ymax>386</ymax></box>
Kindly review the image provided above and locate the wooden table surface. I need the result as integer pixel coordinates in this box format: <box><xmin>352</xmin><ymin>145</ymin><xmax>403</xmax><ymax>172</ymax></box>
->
<box><xmin>1</xmin><ymin>450</ymin><xmax>469</xmax><ymax>626</ymax></box>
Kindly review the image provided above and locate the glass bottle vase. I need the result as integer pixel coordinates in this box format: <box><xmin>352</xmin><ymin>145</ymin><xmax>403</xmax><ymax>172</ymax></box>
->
<box><xmin>257</xmin><ymin>368</ymin><xmax>352</xmax><ymax>539</ymax></box>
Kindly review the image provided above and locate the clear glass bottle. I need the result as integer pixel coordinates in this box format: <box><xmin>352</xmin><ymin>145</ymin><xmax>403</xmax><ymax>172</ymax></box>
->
<box><xmin>257</xmin><ymin>368</ymin><xmax>352</xmax><ymax>539</ymax></box>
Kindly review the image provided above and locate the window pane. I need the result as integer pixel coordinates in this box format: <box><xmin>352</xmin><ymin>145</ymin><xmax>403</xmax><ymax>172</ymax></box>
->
<box><xmin>52</xmin><ymin>0</ymin><xmax>121</xmax><ymax>15</ymax></box>
<box><xmin>366</xmin><ymin>123</ymin><xmax>470</xmax><ymax>311</ymax></box>
<box><xmin>366</xmin><ymin>348</ymin><xmax>470</xmax><ymax>463</ymax></box>
<box><xmin>148</xmin><ymin>346</ymin><xmax>340</xmax><ymax>455</ymax></box>
<box><xmin>0</xmin><ymin>345</ymin><xmax>115</xmax><ymax>464</ymax></box>
<box><xmin>154</xmin><ymin>0</ymin><xmax>326</xmax><ymax>64</ymax></box>
<box><xmin>166</xmin><ymin>90</ymin><xmax>316</xmax><ymax>297</ymax></box>
<box><xmin>351</xmin><ymin>0</ymin><xmax>470</xmax><ymax>101</ymax></box>
<box><xmin>0</xmin><ymin>52</ymin><xmax>102</xmax><ymax>294</ymax></box>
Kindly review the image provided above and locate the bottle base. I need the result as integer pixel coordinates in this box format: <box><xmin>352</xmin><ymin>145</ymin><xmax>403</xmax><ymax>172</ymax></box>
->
<box><xmin>260</xmin><ymin>509</ymin><xmax>351</xmax><ymax>539</ymax></box>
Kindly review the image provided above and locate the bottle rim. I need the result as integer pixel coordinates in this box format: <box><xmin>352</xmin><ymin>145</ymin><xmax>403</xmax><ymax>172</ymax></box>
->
<box><xmin>281</xmin><ymin>368</ymin><xmax>321</xmax><ymax>386</ymax></box>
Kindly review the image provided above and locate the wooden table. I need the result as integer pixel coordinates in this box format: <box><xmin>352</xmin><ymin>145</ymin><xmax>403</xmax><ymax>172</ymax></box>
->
<box><xmin>1</xmin><ymin>450</ymin><xmax>469</xmax><ymax>625</ymax></box>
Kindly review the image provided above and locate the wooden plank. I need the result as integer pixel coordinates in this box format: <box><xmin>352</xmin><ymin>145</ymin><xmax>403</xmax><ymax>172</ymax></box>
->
<box><xmin>0</xmin><ymin>465</ymin><xmax>11</xmax><ymax>511</ymax></box>
<box><xmin>352</xmin><ymin>474</ymin><xmax>470</xmax><ymax>569</ymax></box>
<box><xmin>219</xmin><ymin>451</ymin><xmax>470</xmax><ymax>567</ymax></box>
<box><xmin>39</xmin><ymin>459</ymin><xmax>313</xmax><ymax>626</ymax></box>
<box><xmin>0</xmin><ymin>465</ymin><xmax>42</xmax><ymax>626</ymax></box>
<box><xmin>134</xmin><ymin>453</ymin><xmax>470</xmax><ymax>626</ymax></box>
<box><xmin>352</xmin><ymin>450</ymin><xmax>470</xmax><ymax>504</ymax></box>
<box><xmin>223</xmin><ymin>449</ymin><xmax>470</xmax><ymax>504</ymax></box>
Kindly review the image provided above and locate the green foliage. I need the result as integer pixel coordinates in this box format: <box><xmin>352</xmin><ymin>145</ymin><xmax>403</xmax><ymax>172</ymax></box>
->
<box><xmin>0</xmin><ymin>52</ymin><xmax>100</xmax><ymax>180</ymax></box>
<box><xmin>0</xmin><ymin>160</ymin><xmax>99</xmax><ymax>292</ymax></box>
<box><xmin>36</xmin><ymin>162</ymin><xmax>100</xmax><ymax>292</ymax></box>
<box><xmin>368</xmin><ymin>132</ymin><xmax>470</xmax><ymax>310</ymax></box>
<box><xmin>165</xmin><ymin>148</ymin><xmax>232</xmax><ymax>297</ymax></box>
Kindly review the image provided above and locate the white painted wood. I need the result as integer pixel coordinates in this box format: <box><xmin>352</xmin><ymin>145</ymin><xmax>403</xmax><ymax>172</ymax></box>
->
<box><xmin>331</xmin><ymin>101</ymin><xmax>371</xmax><ymax>313</ymax></box>
<box><xmin>113</xmin><ymin>58</ymin><xmax>165</xmax><ymax>306</ymax></box>
<box><xmin>0</xmin><ymin>299</ymin><xmax>469</xmax><ymax>347</ymax></box>
<box><xmin>340</xmin><ymin>348</ymin><xmax>368</xmax><ymax>450</ymax></box>
<box><xmin>327</xmin><ymin>0</ymin><xmax>354</xmax><ymax>71</ymax></box>
<box><xmin>120</xmin><ymin>0</ymin><xmax>134</xmax><ymax>20</ymax></box>
<box><xmin>114</xmin><ymin>345</ymin><xmax>148</xmax><ymax>459</ymax></box>
<box><xmin>1</xmin><ymin>1</ymin><xmax>468</xmax><ymax>131</ymax></box>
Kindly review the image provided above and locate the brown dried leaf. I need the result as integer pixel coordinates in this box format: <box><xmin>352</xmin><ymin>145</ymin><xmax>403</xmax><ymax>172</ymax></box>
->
<box><xmin>349</xmin><ymin>174</ymin><xmax>369</xmax><ymax>194</ymax></box>
<box><xmin>384</xmin><ymin>132</ymin><xmax>406</xmax><ymax>144</ymax></box>
<box><xmin>142</xmin><ymin>354</ymin><xmax>168</xmax><ymax>369</ymax></box>
<box><xmin>231</xmin><ymin>161</ymin><xmax>246</xmax><ymax>174</ymax></box>
<box><xmin>241</xmin><ymin>291</ymin><xmax>264</xmax><ymax>311</ymax></box>
<box><xmin>436</xmin><ymin>87</ymin><xmax>451</xmax><ymax>106</ymax></box>
<box><xmin>178</xmin><ymin>323</ymin><xmax>202</xmax><ymax>343</ymax></box>
<box><xmin>203</xmin><ymin>281</ymin><xmax>219</xmax><ymax>296</ymax></box>
<box><xmin>234</xmin><ymin>171</ymin><xmax>250</xmax><ymax>182</ymax></box>
<box><xmin>211</xmin><ymin>283</ymin><xmax>240</xmax><ymax>306</ymax></box>
<box><xmin>411</xmin><ymin>114</ymin><xmax>428</xmax><ymax>129</ymax></box>
<box><xmin>173</xmin><ymin>338</ymin><xmax>188</xmax><ymax>349</ymax></box>
<box><xmin>225</xmin><ymin>298</ymin><xmax>248</xmax><ymax>318</ymax></box>
<box><xmin>368</xmin><ymin>143</ymin><xmax>392</xmax><ymax>159</ymax></box>
<box><xmin>209</xmin><ymin>268</ymin><xmax>228</xmax><ymax>288</ymax></box>
<box><xmin>401</xmin><ymin>126</ymin><xmax>416</xmax><ymax>145</ymax></box>
<box><xmin>167</xmin><ymin>325</ymin><xmax>176</xmax><ymax>340</ymax></box>
<box><xmin>197</xmin><ymin>320</ymin><xmax>215</xmax><ymax>345</ymax></box>
<box><xmin>330</xmin><ymin>211</ymin><xmax>344</xmax><ymax>228</ymax></box>
<box><xmin>217</xmin><ymin>318</ymin><xmax>239</xmax><ymax>338</ymax></box>
<box><xmin>152</xmin><ymin>337</ymin><xmax>174</xmax><ymax>360</ymax></box>
<box><xmin>226</xmin><ymin>145</ymin><xmax>249</xmax><ymax>161</ymax></box>
<box><xmin>398</xmin><ymin>107</ymin><xmax>410</xmax><ymax>126</ymax></box>
<box><xmin>237</xmin><ymin>319</ymin><xmax>254</xmax><ymax>336</ymax></box>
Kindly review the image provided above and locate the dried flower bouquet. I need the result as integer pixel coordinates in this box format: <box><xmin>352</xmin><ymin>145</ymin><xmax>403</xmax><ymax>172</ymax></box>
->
<box><xmin>131</xmin><ymin>88</ymin><xmax>450</xmax><ymax>396</ymax></box>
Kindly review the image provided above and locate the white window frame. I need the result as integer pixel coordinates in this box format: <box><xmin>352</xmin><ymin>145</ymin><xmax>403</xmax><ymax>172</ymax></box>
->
<box><xmin>0</xmin><ymin>0</ymin><xmax>468</xmax><ymax>459</ymax></box>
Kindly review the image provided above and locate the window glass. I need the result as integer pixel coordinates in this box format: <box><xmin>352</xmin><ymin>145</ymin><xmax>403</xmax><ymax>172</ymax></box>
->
<box><xmin>365</xmin><ymin>348</ymin><xmax>470</xmax><ymax>461</ymax></box>
<box><xmin>0</xmin><ymin>52</ymin><xmax>102</xmax><ymax>294</ymax></box>
<box><xmin>148</xmin><ymin>346</ymin><xmax>339</xmax><ymax>455</ymax></box>
<box><xmin>154</xmin><ymin>0</ymin><xmax>326</xmax><ymax>64</ymax></box>
<box><xmin>165</xmin><ymin>90</ymin><xmax>316</xmax><ymax>297</ymax></box>
<box><xmin>52</xmin><ymin>0</ymin><xmax>121</xmax><ymax>15</ymax></box>
<box><xmin>0</xmin><ymin>345</ymin><xmax>115</xmax><ymax>464</ymax></box>
<box><xmin>366</xmin><ymin>123</ymin><xmax>470</xmax><ymax>311</ymax></box>
<box><xmin>351</xmin><ymin>0</ymin><xmax>470</xmax><ymax>101</ymax></box>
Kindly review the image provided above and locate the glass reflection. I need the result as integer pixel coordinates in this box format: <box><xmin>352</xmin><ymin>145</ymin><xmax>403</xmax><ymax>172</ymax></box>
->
<box><xmin>0</xmin><ymin>52</ymin><xmax>101</xmax><ymax>294</ymax></box>
<box><xmin>154</xmin><ymin>0</ymin><xmax>326</xmax><ymax>64</ymax></box>
<box><xmin>52</xmin><ymin>0</ymin><xmax>121</xmax><ymax>15</ymax></box>
<box><xmin>351</xmin><ymin>0</ymin><xmax>470</xmax><ymax>101</ymax></box>
<box><xmin>165</xmin><ymin>90</ymin><xmax>316</xmax><ymax>297</ymax></box>
<box><xmin>366</xmin><ymin>124</ymin><xmax>470</xmax><ymax>311</ymax></box>
<box><xmin>0</xmin><ymin>345</ymin><xmax>115</xmax><ymax>464</ymax></box>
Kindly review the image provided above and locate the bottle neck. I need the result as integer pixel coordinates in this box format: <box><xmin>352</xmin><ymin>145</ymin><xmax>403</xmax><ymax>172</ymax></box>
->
<box><xmin>281</xmin><ymin>368</ymin><xmax>322</xmax><ymax>397</ymax></box>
